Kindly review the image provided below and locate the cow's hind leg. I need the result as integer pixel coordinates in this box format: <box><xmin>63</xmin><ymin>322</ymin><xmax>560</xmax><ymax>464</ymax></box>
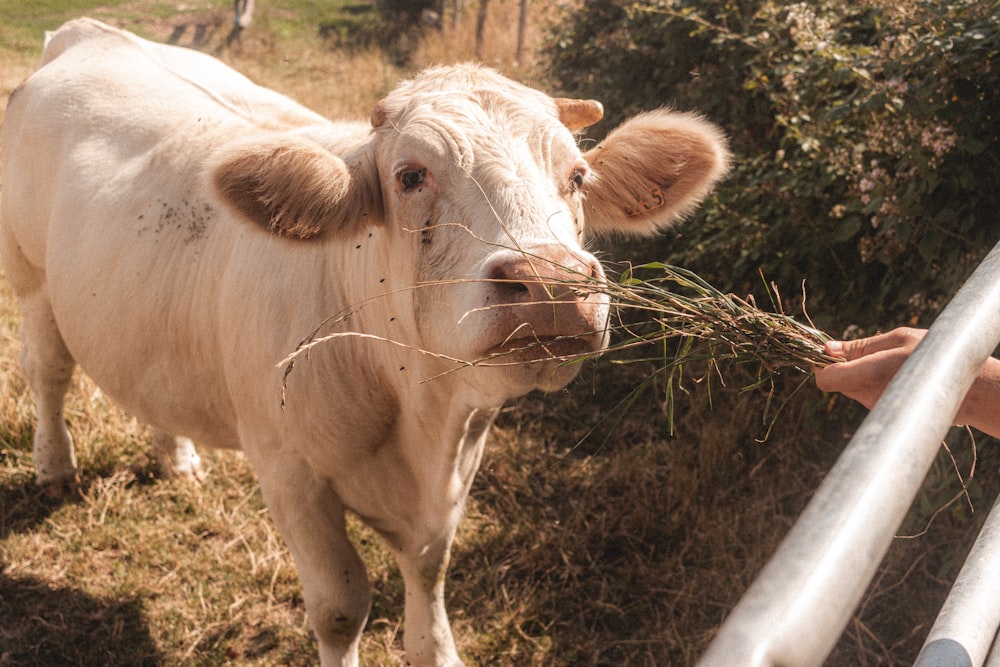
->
<box><xmin>150</xmin><ymin>430</ymin><xmax>205</xmax><ymax>482</ymax></box>
<box><xmin>17</xmin><ymin>294</ymin><xmax>79</xmax><ymax>494</ymax></box>
<box><xmin>253</xmin><ymin>452</ymin><xmax>371</xmax><ymax>667</ymax></box>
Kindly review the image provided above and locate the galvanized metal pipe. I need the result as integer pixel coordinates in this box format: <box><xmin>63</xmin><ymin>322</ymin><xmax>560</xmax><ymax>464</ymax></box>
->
<box><xmin>698</xmin><ymin>240</ymin><xmax>1000</xmax><ymax>667</ymax></box>
<box><xmin>987</xmin><ymin>636</ymin><xmax>1000</xmax><ymax>667</ymax></box>
<box><xmin>913</xmin><ymin>495</ymin><xmax>1000</xmax><ymax>667</ymax></box>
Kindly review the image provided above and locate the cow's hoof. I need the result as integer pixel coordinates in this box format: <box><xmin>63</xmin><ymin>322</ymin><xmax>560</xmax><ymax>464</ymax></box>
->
<box><xmin>159</xmin><ymin>457</ymin><xmax>206</xmax><ymax>484</ymax></box>
<box><xmin>175</xmin><ymin>462</ymin><xmax>207</xmax><ymax>484</ymax></box>
<box><xmin>153</xmin><ymin>434</ymin><xmax>206</xmax><ymax>483</ymax></box>
<box><xmin>37</xmin><ymin>470</ymin><xmax>81</xmax><ymax>498</ymax></box>
<box><xmin>159</xmin><ymin>450</ymin><xmax>207</xmax><ymax>484</ymax></box>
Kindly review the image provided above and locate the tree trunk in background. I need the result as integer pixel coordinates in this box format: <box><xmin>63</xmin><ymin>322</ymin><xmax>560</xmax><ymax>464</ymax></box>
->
<box><xmin>475</xmin><ymin>0</ymin><xmax>489</xmax><ymax>60</ymax></box>
<box><xmin>515</xmin><ymin>0</ymin><xmax>528</xmax><ymax>65</ymax></box>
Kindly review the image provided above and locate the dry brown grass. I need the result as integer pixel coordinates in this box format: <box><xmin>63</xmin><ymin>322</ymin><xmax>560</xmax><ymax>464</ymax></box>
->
<box><xmin>2</xmin><ymin>2</ymin><xmax>998</xmax><ymax>666</ymax></box>
<box><xmin>0</xmin><ymin>54</ymin><xmax>35</xmax><ymax>127</ymax></box>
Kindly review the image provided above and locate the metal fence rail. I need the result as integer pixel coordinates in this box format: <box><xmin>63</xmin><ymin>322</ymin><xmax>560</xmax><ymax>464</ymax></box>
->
<box><xmin>913</xmin><ymin>493</ymin><xmax>1000</xmax><ymax>667</ymax></box>
<box><xmin>697</xmin><ymin>240</ymin><xmax>1000</xmax><ymax>667</ymax></box>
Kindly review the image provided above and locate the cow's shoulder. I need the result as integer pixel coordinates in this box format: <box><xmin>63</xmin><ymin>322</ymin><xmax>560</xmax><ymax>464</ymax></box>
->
<box><xmin>37</xmin><ymin>18</ymin><xmax>327</xmax><ymax>134</ymax></box>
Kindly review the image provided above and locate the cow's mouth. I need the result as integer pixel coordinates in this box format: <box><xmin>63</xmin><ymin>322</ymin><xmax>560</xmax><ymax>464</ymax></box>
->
<box><xmin>483</xmin><ymin>334</ymin><xmax>600</xmax><ymax>364</ymax></box>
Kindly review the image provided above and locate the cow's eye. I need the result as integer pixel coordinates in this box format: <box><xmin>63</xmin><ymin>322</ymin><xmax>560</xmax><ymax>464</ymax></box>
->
<box><xmin>570</xmin><ymin>168</ymin><xmax>586</xmax><ymax>191</ymax></box>
<box><xmin>398</xmin><ymin>167</ymin><xmax>426</xmax><ymax>192</ymax></box>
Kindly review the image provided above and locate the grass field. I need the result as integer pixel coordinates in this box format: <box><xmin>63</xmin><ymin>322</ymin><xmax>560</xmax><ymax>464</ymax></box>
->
<box><xmin>2</xmin><ymin>1</ymin><xmax>998</xmax><ymax>665</ymax></box>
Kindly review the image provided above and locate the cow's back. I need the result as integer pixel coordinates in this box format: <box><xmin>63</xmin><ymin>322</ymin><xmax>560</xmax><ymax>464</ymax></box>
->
<box><xmin>42</xmin><ymin>18</ymin><xmax>331</xmax><ymax>130</ymax></box>
<box><xmin>4</xmin><ymin>20</ymin><xmax>237</xmax><ymax>266</ymax></box>
<box><xmin>3</xmin><ymin>18</ymin><xmax>365</xmax><ymax>262</ymax></box>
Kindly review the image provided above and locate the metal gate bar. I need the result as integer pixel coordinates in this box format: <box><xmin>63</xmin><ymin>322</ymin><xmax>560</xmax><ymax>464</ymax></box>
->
<box><xmin>697</xmin><ymin>240</ymin><xmax>1000</xmax><ymax>667</ymax></box>
<box><xmin>913</xmin><ymin>494</ymin><xmax>1000</xmax><ymax>667</ymax></box>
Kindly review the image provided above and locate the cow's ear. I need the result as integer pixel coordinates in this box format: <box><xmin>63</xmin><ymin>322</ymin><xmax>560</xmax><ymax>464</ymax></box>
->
<box><xmin>555</xmin><ymin>98</ymin><xmax>604</xmax><ymax>131</ymax></box>
<box><xmin>213</xmin><ymin>138</ymin><xmax>382</xmax><ymax>240</ymax></box>
<box><xmin>580</xmin><ymin>110</ymin><xmax>730</xmax><ymax>237</ymax></box>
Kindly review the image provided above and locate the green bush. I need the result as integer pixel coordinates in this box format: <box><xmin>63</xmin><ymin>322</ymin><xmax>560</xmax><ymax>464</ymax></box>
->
<box><xmin>547</xmin><ymin>0</ymin><xmax>1000</xmax><ymax>333</ymax></box>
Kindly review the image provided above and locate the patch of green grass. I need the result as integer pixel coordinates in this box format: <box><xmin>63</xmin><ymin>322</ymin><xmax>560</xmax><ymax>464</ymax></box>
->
<box><xmin>0</xmin><ymin>1</ymin><xmax>146</xmax><ymax>56</ymax></box>
<box><xmin>0</xmin><ymin>0</ymin><xmax>363</xmax><ymax>60</ymax></box>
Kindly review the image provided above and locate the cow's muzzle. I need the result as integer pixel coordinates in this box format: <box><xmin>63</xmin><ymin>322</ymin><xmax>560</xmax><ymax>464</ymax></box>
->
<box><xmin>482</xmin><ymin>245</ymin><xmax>610</xmax><ymax>361</ymax></box>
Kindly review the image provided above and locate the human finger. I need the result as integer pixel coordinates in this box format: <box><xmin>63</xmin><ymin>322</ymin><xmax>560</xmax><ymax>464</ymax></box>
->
<box><xmin>826</xmin><ymin>327</ymin><xmax>926</xmax><ymax>363</ymax></box>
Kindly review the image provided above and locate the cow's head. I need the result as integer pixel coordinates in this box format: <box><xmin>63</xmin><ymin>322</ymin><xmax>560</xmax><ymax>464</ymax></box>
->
<box><xmin>214</xmin><ymin>64</ymin><xmax>729</xmax><ymax>402</ymax></box>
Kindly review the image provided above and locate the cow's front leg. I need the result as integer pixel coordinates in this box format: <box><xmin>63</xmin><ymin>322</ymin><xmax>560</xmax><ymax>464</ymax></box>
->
<box><xmin>253</xmin><ymin>453</ymin><xmax>371</xmax><ymax>667</ymax></box>
<box><xmin>390</xmin><ymin>407</ymin><xmax>494</xmax><ymax>667</ymax></box>
<box><xmin>396</xmin><ymin>529</ymin><xmax>464</xmax><ymax>667</ymax></box>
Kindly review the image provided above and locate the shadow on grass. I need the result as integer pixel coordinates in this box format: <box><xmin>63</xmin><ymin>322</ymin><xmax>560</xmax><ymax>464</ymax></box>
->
<box><xmin>0</xmin><ymin>474</ymin><xmax>78</xmax><ymax>541</ymax></box>
<box><xmin>0</xmin><ymin>572</ymin><xmax>162</xmax><ymax>666</ymax></box>
<box><xmin>0</xmin><ymin>440</ymin><xmax>163</xmax><ymax>664</ymax></box>
<box><xmin>0</xmin><ymin>423</ymin><xmax>165</xmax><ymax>541</ymax></box>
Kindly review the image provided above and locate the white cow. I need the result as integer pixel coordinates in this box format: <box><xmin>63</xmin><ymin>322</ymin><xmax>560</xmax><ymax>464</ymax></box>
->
<box><xmin>0</xmin><ymin>18</ymin><xmax>729</xmax><ymax>666</ymax></box>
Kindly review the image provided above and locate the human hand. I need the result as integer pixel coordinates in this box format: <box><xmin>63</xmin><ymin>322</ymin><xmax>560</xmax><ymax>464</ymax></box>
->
<box><xmin>814</xmin><ymin>327</ymin><xmax>927</xmax><ymax>409</ymax></box>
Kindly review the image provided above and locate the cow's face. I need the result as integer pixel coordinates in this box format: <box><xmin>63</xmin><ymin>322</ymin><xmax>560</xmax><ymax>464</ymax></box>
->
<box><xmin>369</xmin><ymin>73</ymin><xmax>611</xmax><ymax>396</ymax></box>
<box><xmin>213</xmin><ymin>65</ymin><xmax>730</xmax><ymax>402</ymax></box>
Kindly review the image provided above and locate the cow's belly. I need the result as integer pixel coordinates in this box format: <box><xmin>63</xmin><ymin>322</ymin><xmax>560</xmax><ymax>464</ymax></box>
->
<box><xmin>43</xmin><ymin>188</ymin><xmax>244</xmax><ymax>451</ymax></box>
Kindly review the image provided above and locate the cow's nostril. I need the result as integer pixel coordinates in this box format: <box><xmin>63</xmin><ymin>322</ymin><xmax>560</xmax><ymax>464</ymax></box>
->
<box><xmin>490</xmin><ymin>264</ymin><xmax>533</xmax><ymax>302</ymax></box>
<box><xmin>505</xmin><ymin>281</ymin><xmax>530</xmax><ymax>296</ymax></box>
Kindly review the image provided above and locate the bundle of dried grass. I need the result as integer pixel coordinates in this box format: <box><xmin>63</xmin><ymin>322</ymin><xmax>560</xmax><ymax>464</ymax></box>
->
<box><xmin>603</xmin><ymin>261</ymin><xmax>838</xmax><ymax>372</ymax></box>
<box><xmin>593</xmin><ymin>262</ymin><xmax>841</xmax><ymax>432</ymax></box>
<box><xmin>283</xmin><ymin>261</ymin><xmax>838</xmax><ymax>383</ymax></box>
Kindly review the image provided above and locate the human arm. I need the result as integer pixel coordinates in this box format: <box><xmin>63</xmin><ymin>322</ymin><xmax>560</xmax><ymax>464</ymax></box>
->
<box><xmin>814</xmin><ymin>326</ymin><xmax>1000</xmax><ymax>439</ymax></box>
